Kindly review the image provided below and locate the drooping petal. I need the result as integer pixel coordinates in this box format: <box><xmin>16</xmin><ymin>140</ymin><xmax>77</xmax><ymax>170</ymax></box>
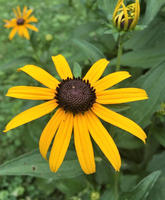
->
<box><xmin>74</xmin><ymin>113</ymin><xmax>96</xmax><ymax>174</ymax></box>
<box><xmin>6</xmin><ymin>86</ymin><xmax>55</xmax><ymax>100</ymax></box>
<box><xmin>17</xmin><ymin>6</ymin><xmax>22</xmax><ymax>18</ymax></box>
<box><xmin>93</xmin><ymin>71</ymin><xmax>131</xmax><ymax>93</ymax></box>
<box><xmin>85</xmin><ymin>110</ymin><xmax>121</xmax><ymax>171</ymax></box>
<box><xmin>21</xmin><ymin>26</ymin><xmax>30</xmax><ymax>40</ymax></box>
<box><xmin>25</xmin><ymin>15</ymin><xmax>38</xmax><ymax>23</ymax></box>
<box><xmin>83</xmin><ymin>59</ymin><xmax>109</xmax><ymax>85</ymax></box>
<box><xmin>39</xmin><ymin>108</ymin><xmax>65</xmax><ymax>160</ymax></box>
<box><xmin>49</xmin><ymin>112</ymin><xmax>73</xmax><ymax>172</ymax></box>
<box><xmin>92</xmin><ymin>103</ymin><xmax>147</xmax><ymax>142</ymax></box>
<box><xmin>18</xmin><ymin>65</ymin><xmax>59</xmax><ymax>89</ymax></box>
<box><xmin>52</xmin><ymin>54</ymin><xmax>73</xmax><ymax>80</ymax></box>
<box><xmin>4</xmin><ymin>100</ymin><xmax>58</xmax><ymax>132</ymax></box>
<box><xmin>24</xmin><ymin>9</ymin><xmax>33</xmax><ymax>19</ymax></box>
<box><xmin>96</xmin><ymin>88</ymin><xmax>148</xmax><ymax>104</ymax></box>
<box><xmin>17</xmin><ymin>26</ymin><xmax>23</xmax><ymax>37</ymax></box>
<box><xmin>25</xmin><ymin>24</ymin><xmax>38</xmax><ymax>32</ymax></box>
<box><xmin>9</xmin><ymin>27</ymin><xmax>18</xmax><ymax>40</ymax></box>
<box><xmin>13</xmin><ymin>8</ymin><xmax>18</xmax><ymax>18</ymax></box>
<box><xmin>23</xmin><ymin>6</ymin><xmax>27</xmax><ymax>18</ymax></box>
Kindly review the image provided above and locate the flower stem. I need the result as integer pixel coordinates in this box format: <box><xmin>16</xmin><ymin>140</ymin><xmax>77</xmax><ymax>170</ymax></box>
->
<box><xmin>115</xmin><ymin>34</ymin><xmax>124</xmax><ymax>72</ymax></box>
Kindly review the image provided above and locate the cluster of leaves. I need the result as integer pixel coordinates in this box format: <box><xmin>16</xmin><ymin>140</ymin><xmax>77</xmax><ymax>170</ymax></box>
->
<box><xmin>0</xmin><ymin>0</ymin><xmax>165</xmax><ymax>199</ymax></box>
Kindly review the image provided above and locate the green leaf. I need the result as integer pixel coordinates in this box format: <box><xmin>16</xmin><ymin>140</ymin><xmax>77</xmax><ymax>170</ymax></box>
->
<box><xmin>142</xmin><ymin>0</ymin><xmax>165</xmax><ymax>25</ymax></box>
<box><xmin>109</xmin><ymin>47</ymin><xmax>165</xmax><ymax>68</ymax></box>
<box><xmin>152</xmin><ymin>128</ymin><xmax>165</xmax><ymax>147</ymax></box>
<box><xmin>1</xmin><ymin>56</ymin><xmax>37</xmax><ymax>71</ymax></box>
<box><xmin>73</xmin><ymin>62</ymin><xmax>82</xmax><ymax>77</ymax></box>
<box><xmin>97</xmin><ymin>0</ymin><xmax>118</xmax><ymax>17</ymax></box>
<box><xmin>100</xmin><ymin>187</ymin><xmax>116</xmax><ymax>200</ymax></box>
<box><xmin>147</xmin><ymin>152</ymin><xmax>165</xmax><ymax>176</ymax></box>
<box><xmin>104</xmin><ymin>29</ymin><xmax>119</xmax><ymax>34</ymax></box>
<box><xmin>119</xmin><ymin>171</ymin><xmax>161</xmax><ymax>200</ymax></box>
<box><xmin>0</xmin><ymin>149</ymin><xmax>82</xmax><ymax>179</ymax></box>
<box><xmin>73</xmin><ymin>39</ymin><xmax>105</xmax><ymax>63</ymax></box>
<box><xmin>106</xmin><ymin>104</ymin><xmax>131</xmax><ymax>112</ymax></box>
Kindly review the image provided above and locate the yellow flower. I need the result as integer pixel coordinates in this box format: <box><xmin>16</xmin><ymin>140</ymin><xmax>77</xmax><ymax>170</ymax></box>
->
<box><xmin>113</xmin><ymin>0</ymin><xmax>140</xmax><ymax>31</ymax></box>
<box><xmin>4</xmin><ymin>55</ymin><xmax>148</xmax><ymax>174</ymax></box>
<box><xmin>3</xmin><ymin>6</ymin><xmax>38</xmax><ymax>40</ymax></box>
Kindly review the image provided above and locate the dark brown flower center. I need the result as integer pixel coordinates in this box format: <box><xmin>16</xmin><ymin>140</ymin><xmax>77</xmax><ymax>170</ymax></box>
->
<box><xmin>17</xmin><ymin>18</ymin><xmax>25</xmax><ymax>25</ymax></box>
<box><xmin>55</xmin><ymin>77</ymin><xmax>96</xmax><ymax>114</ymax></box>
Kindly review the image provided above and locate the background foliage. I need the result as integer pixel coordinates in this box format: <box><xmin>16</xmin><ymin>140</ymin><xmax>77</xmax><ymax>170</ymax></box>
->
<box><xmin>0</xmin><ymin>0</ymin><xmax>165</xmax><ymax>199</ymax></box>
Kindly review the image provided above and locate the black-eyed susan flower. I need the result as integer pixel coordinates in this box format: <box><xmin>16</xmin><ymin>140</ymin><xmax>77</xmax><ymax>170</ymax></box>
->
<box><xmin>113</xmin><ymin>0</ymin><xmax>140</xmax><ymax>31</ymax></box>
<box><xmin>4</xmin><ymin>54</ymin><xmax>148</xmax><ymax>174</ymax></box>
<box><xmin>3</xmin><ymin>6</ymin><xmax>38</xmax><ymax>40</ymax></box>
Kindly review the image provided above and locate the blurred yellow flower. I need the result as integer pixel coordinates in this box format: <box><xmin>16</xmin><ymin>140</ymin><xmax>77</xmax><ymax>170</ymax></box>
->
<box><xmin>3</xmin><ymin>6</ymin><xmax>38</xmax><ymax>40</ymax></box>
<box><xmin>113</xmin><ymin>0</ymin><xmax>140</xmax><ymax>31</ymax></box>
<box><xmin>4</xmin><ymin>55</ymin><xmax>148</xmax><ymax>174</ymax></box>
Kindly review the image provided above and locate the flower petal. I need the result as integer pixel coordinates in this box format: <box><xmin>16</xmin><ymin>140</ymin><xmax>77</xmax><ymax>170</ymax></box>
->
<box><xmin>17</xmin><ymin>6</ymin><xmax>22</xmax><ymax>18</ymax></box>
<box><xmin>21</xmin><ymin>26</ymin><xmax>30</xmax><ymax>40</ymax></box>
<box><xmin>25</xmin><ymin>24</ymin><xmax>38</xmax><ymax>32</ymax></box>
<box><xmin>24</xmin><ymin>9</ymin><xmax>33</xmax><ymax>19</ymax></box>
<box><xmin>96</xmin><ymin>88</ymin><xmax>148</xmax><ymax>104</ymax></box>
<box><xmin>6</xmin><ymin>86</ymin><xmax>55</xmax><ymax>100</ymax></box>
<box><xmin>18</xmin><ymin>26</ymin><xmax>23</xmax><ymax>37</ymax></box>
<box><xmin>4</xmin><ymin>100</ymin><xmax>58</xmax><ymax>132</ymax></box>
<box><xmin>18</xmin><ymin>65</ymin><xmax>59</xmax><ymax>89</ymax></box>
<box><xmin>13</xmin><ymin>8</ymin><xmax>18</xmax><ymax>18</ymax></box>
<box><xmin>83</xmin><ymin>59</ymin><xmax>109</xmax><ymax>85</ymax></box>
<box><xmin>113</xmin><ymin>0</ymin><xmax>123</xmax><ymax>23</ymax></box>
<box><xmin>39</xmin><ymin>108</ymin><xmax>65</xmax><ymax>160</ymax></box>
<box><xmin>93</xmin><ymin>71</ymin><xmax>131</xmax><ymax>93</ymax></box>
<box><xmin>25</xmin><ymin>15</ymin><xmax>38</xmax><ymax>23</ymax></box>
<box><xmin>52</xmin><ymin>54</ymin><xmax>73</xmax><ymax>80</ymax></box>
<box><xmin>92</xmin><ymin>103</ymin><xmax>147</xmax><ymax>142</ymax></box>
<box><xmin>49</xmin><ymin>112</ymin><xmax>73</xmax><ymax>172</ymax></box>
<box><xmin>23</xmin><ymin>6</ymin><xmax>27</xmax><ymax>17</ymax></box>
<box><xmin>85</xmin><ymin>110</ymin><xmax>121</xmax><ymax>171</ymax></box>
<box><xmin>9</xmin><ymin>27</ymin><xmax>18</xmax><ymax>40</ymax></box>
<box><xmin>74</xmin><ymin>113</ymin><xmax>96</xmax><ymax>174</ymax></box>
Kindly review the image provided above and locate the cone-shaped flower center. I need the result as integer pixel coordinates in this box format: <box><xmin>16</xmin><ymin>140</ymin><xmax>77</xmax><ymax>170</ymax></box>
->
<box><xmin>55</xmin><ymin>77</ymin><xmax>96</xmax><ymax>114</ymax></box>
<box><xmin>17</xmin><ymin>18</ymin><xmax>25</xmax><ymax>25</ymax></box>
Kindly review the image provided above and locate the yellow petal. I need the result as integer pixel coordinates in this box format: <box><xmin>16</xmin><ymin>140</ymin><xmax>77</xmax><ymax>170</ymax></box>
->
<box><xmin>74</xmin><ymin>113</ymin><xmax>96</xmax><ymax>174</ymax></box>
<box><xmin>17</xmin><ymin>6</ymin><xmax>22</xmax><ymax>18</ymax></box>
<box><xmin>85</xmin><ymin>110</ymin><xmax>121</xmax><ymax>171</ymax></box>
<box><xmin>129</xmin><ymin>0</ymin><xmax>140</xmax><ymax>30</ymax></box>
<box><xmin>93</xmin><ymin>71</ymin><xmax>131</xmax><ymax>93</ymax></box>
<box><xmin>18</xmin><ymin>26</ymin><xmax>23</xmax><ymax>37</ymax></box>
<box><xmin>25</xmin><ymin>16</ymin><xmax>38</xmax><ymax>23</ymax></box>
<box><xmin>96</xmin><ymin>88</ymin><xmax>148</xmax><ymax>104</ymax></box>
<box><xmin>39</xmin><ymin>108</ymin><xmax>65</xmax><ymax>160</ymax></box>
<box><xmin>9</xmin><ymin>27</ymin><xmax>18</xmax><ymax>40</ymax></box>
<box><xmin>4</xmin><ymin>100</ymin><xmax>58</xmax><ymax>132</ymax></box>
<box><xmin>92</xmin><ymin>103</ymin><xmax>147</xmax><ymax>142</ymax></box>
<box><xmin>21</xmin><ymin>26</ymin><xmax>30</xmax><ymax>40</ymax></box>
<box><xmin>49</xmin><ymin>112</ymin><xmax>73</xmax><ymax>172</ymax></box>
<box><xmin>13</xmin><ymin>8</ymin><xmax>18</xmax><ymax>18</ymax></box>
<box><xmin>23</xmin><ymin>6</ymin><xmax>27</xmax><ymax>17</ymax></box>
<box><xmin>24</xmin><ymin>9</ymin><xmax>33</xmax><ymax>19</ymax></box>
<box><xmin>52</xmin><ymin>54</ymin><xmax>73</xmax><ymax>80</ymax></box>
<box><xmin>18</xmin><ymin>65</ymin><xmax>59</xmax><ymax>89</ymax></box>
<box><xmin>25</xmin><ymin>24</ymin><xmax>38</xmax><ymax>32</ymax></box>
<box><xmin>6</xmin><ymin>86</ymin><xmax>55</xmax><ymax>100</ymax></box>
<box><xmin>113</xmin><ymin>0</ymin><xmax>123</xmax><ymax>23</ymax></box>
<box><xmin>122</xmin><ymin>2</ymin><xmax>128</xmax><ymax>31</ymax></box>
<box><xmin>83</xmin><ymin>59</ymin><xmax>109</xmax><ymax>85</ymax></box>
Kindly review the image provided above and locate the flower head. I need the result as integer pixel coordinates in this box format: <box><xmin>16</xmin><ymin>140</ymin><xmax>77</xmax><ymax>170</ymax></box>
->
<box><xmin>4</xmin><ymin>54</ymin><xmax>148</xmax><ymax>174</ymax></box>
<box><xmin>113</xmin><ymin>0</ymin><xmax>140</xmax><ymax>31</ymax></box>
<box><xmin>3</xmin><ymin>6</ymin><xmax>38</xmax><ymax>40</ymax></box>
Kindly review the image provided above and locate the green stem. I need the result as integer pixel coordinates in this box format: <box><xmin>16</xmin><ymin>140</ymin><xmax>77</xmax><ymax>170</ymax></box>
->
<box><xmin>115</xmin><ymin>34</ymin><xmax>124</xmax><ymax>72</ymax></box>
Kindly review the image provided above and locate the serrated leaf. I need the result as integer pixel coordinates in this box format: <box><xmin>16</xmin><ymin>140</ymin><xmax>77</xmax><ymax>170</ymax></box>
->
<box><xmin>73</xmin><ymin>39</ymin><xmax>105</xmax><ymax>63</ymax></box>
<box><xmin>109</xmin><ymin>47</ymin><xmax>165</xmax><ymax>68</ymax></box>
<box><xmin>73</xmin><ymin>62</ymin><xmax>82</xmax><ymax>77</ymax></box>
<box><xmin>119</xmin><ymin>171</ymin><xmax>161</xmax><ymax>200</ymax></box>
<box><xmin>0</xmin><ymin>149</ymin><xmax>82</xmax><ymax>179</ymax></box>
<box><xmin>142</xmin><ymin>0</ymin><xmax>165</xmax><ymax>25</ymax></box>
<box><xmin>1</xmin><ymin>56</ymin><xmax>37</xmax><ymax>70</ymax></box>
